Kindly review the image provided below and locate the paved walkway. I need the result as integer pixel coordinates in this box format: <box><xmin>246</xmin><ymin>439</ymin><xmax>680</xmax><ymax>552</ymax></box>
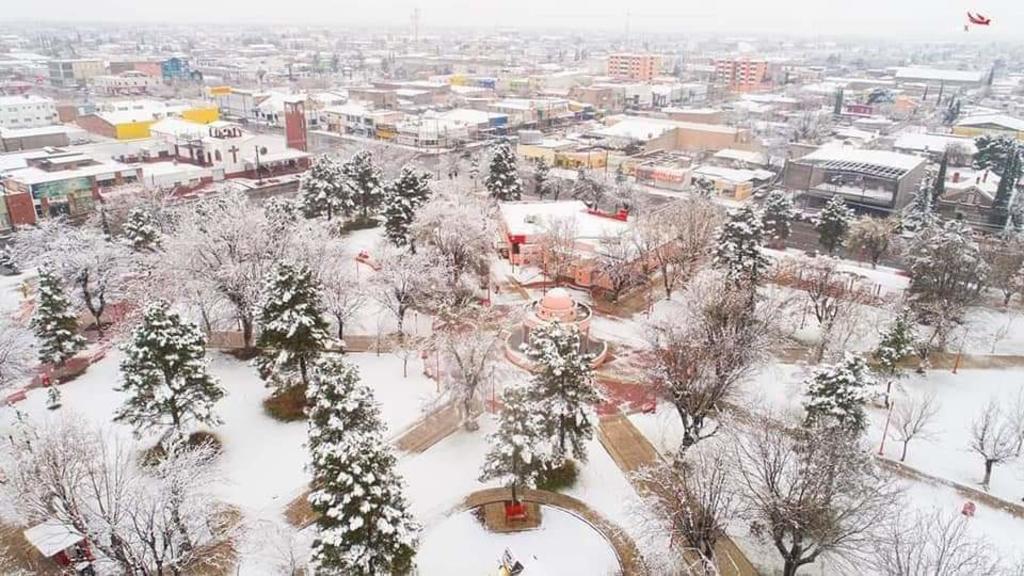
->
<box><xmin>777</xmin><ymin>346</ymin><xmax>1024</xmax><ymax>370</ymax></box>
<box><xmin>460</xmin><ymin>487</ymin><xmax>649</xmax><ymax>576</ymax></box>
<box><xmin>285</xmin><ymin>400</ymin><xmax>466</xmax><ymax>528</ymax></box>
<box><xmin>598</xmin><ymin>413</ymin><xmax>761</xmax><ymax>576</ymax></box>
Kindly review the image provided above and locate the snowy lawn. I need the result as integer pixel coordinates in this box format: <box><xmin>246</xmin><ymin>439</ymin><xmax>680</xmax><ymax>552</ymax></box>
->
<box><xmin>417</xmin><ymin>506</ymin><xmax>620</xmax><ymax>576</ymax></box>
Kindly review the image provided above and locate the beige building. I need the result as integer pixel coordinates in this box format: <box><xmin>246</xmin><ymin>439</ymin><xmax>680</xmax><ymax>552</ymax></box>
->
<box><xmin>607</xmin><ymin>53</ymin><xmax>661</xmax><ymax>82</ymax></box>
<box><xmin>48</xmin><ymin>58</ymin><xmax>105</xmax><ymax>88</ymax></box>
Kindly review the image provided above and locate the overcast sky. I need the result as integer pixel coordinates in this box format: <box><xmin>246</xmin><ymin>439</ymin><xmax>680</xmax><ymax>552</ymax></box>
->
<box><xmin>2</xmin><ymin>0</ymin><xmax>1022</xmax><ymax>39</ymax></box>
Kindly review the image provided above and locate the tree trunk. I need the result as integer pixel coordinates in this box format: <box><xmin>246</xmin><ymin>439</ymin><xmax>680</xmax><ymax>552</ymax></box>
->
<box><xmin>900</xmin><ymin>440</ymin><xmax>909</xmax><ymax>462</ymax></box>
<box><xmin>782</xmin><ymin>560</ymin><xmax>800</xmax><ymax>576</ymax></box>
<box><xmin>240</xmin><ymin>315</ymin><xmax>254</xmax><ymax>351</ymax></box>
<box><xmin>335</xmin><ymin>314</ymin><xmax>345</xmax><ymax>340</ymax></box>
<box><xmin>983</xmin><ymin>459</ymin><xmax>994</xmax><ymax>489</ymax></box>
<box><xmin>299</xmin><ymin>356</ymin><xmax>308</xmax><ymax>387</ymax></box>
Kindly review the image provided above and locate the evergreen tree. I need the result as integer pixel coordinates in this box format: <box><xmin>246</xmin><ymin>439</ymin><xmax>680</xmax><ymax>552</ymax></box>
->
<box><xmin>571</xmin><ymin>168</ymin><xmax>606</xmax><ymax>209</ymax></box>
<box><xmin>115</xmin><ymin>300</ymin><xmax>223</xmax><ymax>436</ymax></box>
<box><xmin>974</xmin><ymin>135</ymin><xmax>1020</xmax><ymax>177</ymax></box>
<box><xmin>932</xmin><ymin>150</ymin><xmax>948</xmax><ymax>200</ymax></box>
<box><xmin>307</xmin><ymin>358</ymin><xmax>419</xmax><ymax>576</ymax></box>
<box><xmin>761</xmin><ymin>190</ymin><xmax>796</xmax><ymax>244</ymax></box>
<box><xmin>485</xmin><ymin>141</ymin><xmax>523</xmax><ymax>201</ymax></box>
<box><xmin>991</xmin><ymin>151</ymin><xmax>1020</xmax><ymax>229</ymax></box>
<box><xmin>907</xmin><ymin>219</ymin><xmax>988</xmax><ymax>322</ymax></box>
<box><xmin>815</xmin><ymin>195</ymin><xmax>854</xmax><ymax>255</ymax></box>
<box><xmin>342</xmin><ymin>150</ymin><xmax>384</xmax><ymax>220</ymax></box>
<box><xmin>380</xmin><ymin>166</ymin><xmax>432</xmax><ymax>248</ymax></box>
<box><xmin>300</xmin><ymin>155</ymin><xmax>350</xmax><ymax>221</ymax></box>
<box><xmin>804</xmin><ymin>353</ymin><xmax>876</xmax><ymax>435</ymax></box>
<box><xmin>713</xmin><ymin>205</ymin><xmax>770</xmax><ymax>287</ymax></box>
<box><xmin>521</xmin><ymin>321</ymin><xmax>600</xmax><ymax>463</ymax></box>
<box><xmin>121</xmin><ymin>207</ymin><xmax>161</xmax><ymax>252</ymax></box>
<box><xmin>873</xmin><ymin>309</ymin><xmax>916</xmax><ymax>407</ymax></box>
<box><xmin>692</xmin><ymin>176</ymin><xmax>715</xmax><ymax>198</ymax></box>
<box><xmin>256</xmin><ymin>262</ymin><xmax>330</xmax><ymax>389</ymax></box>
<box><xmin>468</xmin><ymin>154</ymin><xmax>481</xmax><ymax>192</ymax></box>
<box><xmin>832</xmin><ymin>87</ymin><xmax>844</xmax><ymax>115</ymax></box>
<box><xmin>0</xmin><ymin>246</ymin><xmax>18</xmax><ymax>274</ymax></box>
<box><xmin>900</xmin><ymin>174</ymin><xmax>938</xmax><ymax>234</ymax></box>
<box><xmin>480</xmin><ymin>383</ymin><xmax>557</xmax><ymax>502</ymax></box>
<box><xmin>533</xmin><ymin>157</ymin><xmax>551</xmax><ymax>199</ymax></box>
<box><xmin>30</xmin><ymin>267</ymin><xmax>85</xmax><ymax>366</ymax></box>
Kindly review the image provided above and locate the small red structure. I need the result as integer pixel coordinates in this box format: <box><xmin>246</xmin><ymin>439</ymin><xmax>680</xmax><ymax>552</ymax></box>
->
<box><xmin>961</xmin><ymin>501</ymin><xmax>977</xmax><ymax>517</ymax></box>
<box><xmin>504</xmin><ymin>501</ymin><xmax>528</xmax><ymax>522</ymax></box>
<box><xmin>24</xmin><ymin>519</ymin><xmax>95</xmax><ymax>573</ymax></box>
<box><xmin>355</xmin><ymin>250</ymin><xmax>380</xmax><ymax>271</ymax></box>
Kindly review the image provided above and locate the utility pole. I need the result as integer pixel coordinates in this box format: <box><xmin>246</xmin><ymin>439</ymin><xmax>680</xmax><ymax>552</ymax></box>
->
<box><xmin>254</xmin><ymin>145</ymin><xmax>262</xmax><ymax>185</ymax></box>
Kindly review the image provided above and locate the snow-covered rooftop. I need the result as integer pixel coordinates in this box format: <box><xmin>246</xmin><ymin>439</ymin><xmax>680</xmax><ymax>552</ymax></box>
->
<box><xmin>894</xmin><ymin>67</ymin><xmax>985</xmax><ymax>84</ymax></box>
<box><xmin>893</xmin><ymin>132</ymin><xmax>978</xmax><ymax>155</ymax></box>
<box><xmin>955</xmin><ymin>114</ymin><xmax>1024</xmax><ymax>132</ymax></box>
<box><xmin>594</xmin><ymin>116</ymin><xmax>739</xmax><ymax>141</ymax></box>
<box><xmin>500</xmin><ymin>200</ymin><xmax>629</xmax><ymax>239</ymax></box>
<box><xmin>800</xmin><ymin>145</ymin><xmax>925</xmax><ymax>178</ymax></box>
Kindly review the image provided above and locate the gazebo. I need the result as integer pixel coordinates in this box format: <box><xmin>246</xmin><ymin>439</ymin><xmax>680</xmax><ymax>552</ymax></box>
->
<box><xmin>505</xmin><ymin>288</ymin><xmax>608</xmax><ymax>370</ymax></box>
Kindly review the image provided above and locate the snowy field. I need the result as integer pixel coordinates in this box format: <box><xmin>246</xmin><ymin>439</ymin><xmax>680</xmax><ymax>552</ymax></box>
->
<box><xmin>417</xmin><ymin>506</ymin><xmax>621</xmax><ymax>576</ymax></box>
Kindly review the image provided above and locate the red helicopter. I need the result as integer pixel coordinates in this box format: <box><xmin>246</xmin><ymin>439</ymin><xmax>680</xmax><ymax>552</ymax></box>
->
<box><xmin>965</xmin><ymin>11</ymin><xmax>991</xmax><ymax>30</ymax></box>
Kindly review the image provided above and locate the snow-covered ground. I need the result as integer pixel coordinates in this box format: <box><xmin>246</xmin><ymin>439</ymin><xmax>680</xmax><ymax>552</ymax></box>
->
<box><xmin>417</xmin><ymin>506</ymin><xmax>620</xmax><ymax>576</ymax></box>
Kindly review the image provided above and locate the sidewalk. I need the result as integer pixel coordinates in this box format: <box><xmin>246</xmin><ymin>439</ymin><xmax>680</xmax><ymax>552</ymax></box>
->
<box><xmin>598</xmin><ymin>413</ymin><xmax>761</xmax><ymax>576</ymax></box>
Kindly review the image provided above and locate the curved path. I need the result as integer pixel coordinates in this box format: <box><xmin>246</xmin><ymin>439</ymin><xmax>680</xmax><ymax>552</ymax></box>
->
<box><xmin>457</xmin><ymin>487</ymin><xmax>648</xmax><ymax>576</ymax></box>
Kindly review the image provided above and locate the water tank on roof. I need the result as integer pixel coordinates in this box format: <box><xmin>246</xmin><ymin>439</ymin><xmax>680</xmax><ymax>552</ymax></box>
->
<box><xmin>518</xmin><ymin>130</ymin><xmax>543</xmax><ymax>145</ymax></box>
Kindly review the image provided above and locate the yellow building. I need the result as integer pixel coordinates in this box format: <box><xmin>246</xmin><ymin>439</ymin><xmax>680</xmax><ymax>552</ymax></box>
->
<box><xmin>953</xmin><ymin>114</ymin><xmax>1024</xmax><ymax>141</ymax></box>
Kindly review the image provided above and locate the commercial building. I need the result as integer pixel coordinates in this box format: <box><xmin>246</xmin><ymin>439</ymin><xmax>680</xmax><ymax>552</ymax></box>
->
<box><xmin>714</xmin><ymin>58</ymin><xmax>769</xmax><ymax>93</ymax></box>
<box><xmin>76</xmin><ymin>101</ymin><xmax>219</xmax><ymax>140</ymax></box>
<box><xmin>782</xmin><ymin>145</ymin><xmax>927</xmax><ymax>211</ymax></box>
<box><xmin>592</xmin><ymin>116</ymin><xmax>755</xmax><ymax>153</ymax></box>
<box><xmin>0</xmin><ymin>125</ymin><xmax>84</xmax><ymax>152</ymax></box>
<box><xmin>92</xmin><ymin>71</ymin><xmax>160</xmax><ymax>95</ymax></box>
<box><xmin>48</xmin><ymin>58</ymin><xmax>105</xmax><ymax>88</ymax></box>
<box><xmin>606</xmin><ymin>53</ymin><xmax>661</xmax><ymax>82</ymax></box>
<box><xmin>952</xmin><ymin>114</ymin><xmax>1024</xmax><ymax>141</ymax></box>
<box><xmin>0</xmin><ymin>94</ymin><xmax>58</xmax><ymax>128</ymax></box>
<box><xmin>893</xmin><ymin>67</ymin><xmax>986</xmax><ymax>88</ymax></box>
<box><xmin>1</xmin><ymin>149</ymin><xmax>140</xmax><ymax>226</ymax></box>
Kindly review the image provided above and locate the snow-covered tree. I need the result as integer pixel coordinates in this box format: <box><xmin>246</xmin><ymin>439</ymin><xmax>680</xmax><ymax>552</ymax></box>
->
<box><xmin>982</xmin><ymin>235</ymin><xmax>1024</xmax><ymax>306</ymax></box>
<box><xmin>761</xmin><ymin>190</ymin><xmax>796</xmax><ymax>245</ymax></box>
<box><xmin>0</xmin><ymin>323</ymin><xmax>34</xmax><ymax>390</ymax></box>
<box><xmin>300</xmin><ymin>155</ymin><xmax>351</xmax><ymax>221</ymax></box>
<box><xmin>342</xmin><ymin>150</ymin><xmax>384</xmax><ymax>220</ymax></box>
<box><xmin>969</xmin><ymin>399</ymin><xmax>1018</xmax><ymax>489</ymax></box>
<box><xmin>485</xmin><ymin>140</ymin><xmax>523</xmax><ymax>201</ymax></box>
<box><xmin>815</xmin><ymin>195</ymin><xmax>854</xmax><ymax>255</ymax></box>
<box><xmin>115</xmin><ymin>300</ymin><xmax>223</xmax><ymax>437</ymax></box>
<box><xmin>900</xmin><ymin>174</ymin><xmax>939</xmax><ymax>234</ymax></box>
<box><xmin>803</xmin><ymin>353</ymin><xmax>876</xmax><ymax>434</ymax></box>
<box><xmin>873</xmin><ymin>508</ymin><xmax>1004</xmax><ymax>576</ymax></box>
<box><xmin>595</xmin><ymin>229</ymin><xmax>644</xmax><ymax>302</ymax></box>
<box><xmin>166</xmin><ymin>190</ymin><xmax>318</xmax><ymax>350</ymax></box>
<box><xmin>692</xmin><ymin>176</ymin><xmax>715</xmax><ymax>198</ymax></box>
<box><xmin>441</xmin><ymin>321</ymin><xmax>502</xmax><ymax>430</ymax></box>
<box><xmin>907</xmin><ymin>220</ymin><xmax>987</xmax><ymax>351</ymax></box>
<box><xmin>648</xmin><ymin>270</ymin><xmax>776</xmax><ymax>454</ymax></box>
<box><xmin>410</xmin><ymin>188</ymin><xmax>494</xmax><ymax>291</ymax></box>
<box><xmin>14</xmin><ymin>219</ymin><xmax>133</xmax><ymax>337</ymax></box>
<box><xmin>256</xmin><ymin>262</ymin><xmax>331</xmax><ymax>389</ymax></box>
<box><xmin>373</xmin><ymin>246</ymin><xmax>446</xmax><ymax>340</ymax></box>
<box><xmin>521</xmin><ymin>321</ymin><xmax>600</xmax><ymax>463</ymax></box>
<box><xmin>847</xmin><ymin>216</ymin><xmax>896</xmax><ymax>268</ymax></box>
<box><xmin>381</xmin><ymin>166</ymin><xmax>432</xmax><ymax>248</ymax></box>
<box><xmin>480</xmin><ymin>383</ymin><xmax>557</xmax><ymax>502</ymax></box>
<box><xmin>4</xmin><ymin>419</ymin><xmax>232</xmax><ymax>576</ymax></box>
<box><xmin>713</xmin><ymin>205</ymin><xmax>770</xmax><ymax>287</ymax></box>
<box><xmin>30</xmin><ymin>267</ymin><xmax>85</xmax><ymax>366</ymax></box>
<box><xmin>121</xmin><ymin>207</ymin><xmax>161</xmax><ymax>252</ymax></box>
<box><xmin>633</xmin><ymin>198</ymin><xmax>722</xmax><ymax>299</ymax></box>
<box><xmin>306</xmin><ymin>358</ymin><xmax>419</xmax><ymax>575</ymax></box>
<box><xmin>732</xmin><ymin>415</ymin><xmax>897</xmax><ymax>576</ymax></box>
<box><xmin>533</xmin><ymin>157</ymin><xmax>551</xmax><ymax>199</ymax></box>
<box><xmin>873</xmin><ymin>308</ymin><xmax>916</xmax><ymax>407</ymax></box>
<box><xmin>571</xmin><ymin>168</ymin><xmax>606</xmax><ymax>209</ymax></box>
<box><xmin>0</xmin><ymin>246</ymin><xmax>18</xmax><ymax>274</ymax></box>
<box><xmin>890</xmin><ymin>391</ymin><xmax>939</xmax><ymax>462</ymax></box>
<box><xmin>320</xmin><ymin>260</ymin><xmax>367</xmax><ymax>341</ymax></box>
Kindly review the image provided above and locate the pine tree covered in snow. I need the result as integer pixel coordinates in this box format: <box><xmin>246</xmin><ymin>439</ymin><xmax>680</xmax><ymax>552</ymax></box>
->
<box><xmin>0</xmin><ymin>246</ymin><xmax>17</xmax><ymax>274</ymax></box>
<box><xmin>533</xmin><ymin>157</ymin><xmax>551</xmax><ymax>199</ymax></box>
<box><xmin>815</xmin><ymin>195</ymin><xmax>854</xmax><ymax>255</ymax></box>
<box><xmin>381</xmin><ymin>166</ymin><xmax>432</xmax><ymax>248</ymax></box>
<box><xmin>256</xmin><ymin>262</ymin><xmax>330</xmax><ymax>388</ymax></box>
<box><xmin>306</xmin><ymin>358</ymin><xmax>419</xmax><ymax>576</ymax></box>
<box><xmin>300</xmin><ymin>155</ymin><xmax>351</xmax><ymax>221</ymax></box>
<box><xmin>30</xmin><ymin>267</ymin><xmax>85</xmax><ymax>366</ymax></box>
<box><xmin>761</xmin><ymin>190</ymin><xmax>796</xmax><ymax>243</ymax></box>
<box><xmin>521</xmin><ymin>321</ymin><xmax>600</xmax><ymax>463</ymax></box>
<box><xmin>804</xmin><ymin>353</ymin><xmax>876</xmax><ymax>434</ymax></box>
<box><xmin>907</xmin><ymin>219</ymin><xmax>988</xmax><ymax>322</ymax></box>
<box><xmin>480</xmin><ymin>383</ymin><xmax>558</xmax><ymax>501</ymax></box>
<box><xmin>121</xmin><ymin>207</ymin><xmax>161</xmax><ymax>252</ymax></box>
<box><xmin>485</xmin><ymin>141</ymin><xmax>523</xmax><ymax>201</ymax></box>
<box><xmin>116</xmin><ymin>300</ymin><xmax>223</xmax><ymax>436</ymax></box>
<box><xmin>342</xmin><ymin>150</ymin><xmax>384</xmax><ymax>220</ymax></box>
<box><xmin>692</xmin><ymin>176</ymin><xmax>715</xmax><ymax>198</ymax></box>
<box><xmin>873</xmin><ymin>308</ymin><xmax>916</xmax><ymax>406</ymax></box>
<box><xmin>713</xmin><ymin>205</ymin><xmax>770</xmax><ymax>287</ymax></box>
<box><xmin>900</xmin><ymin>173</ymin><xmax>939</xmax><ymax>234</ymax></box>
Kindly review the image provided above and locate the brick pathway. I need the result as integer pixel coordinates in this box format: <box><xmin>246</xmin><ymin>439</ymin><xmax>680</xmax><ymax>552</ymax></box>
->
<box><xmin>461</xmin><ymin>487</ymin><xmax>649</xmax><ymax>576</ymax></box>
<box><xmin>598</xmin><ymin>413</ymin><xmax>761</xmax><ymax>576</ymax></box>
